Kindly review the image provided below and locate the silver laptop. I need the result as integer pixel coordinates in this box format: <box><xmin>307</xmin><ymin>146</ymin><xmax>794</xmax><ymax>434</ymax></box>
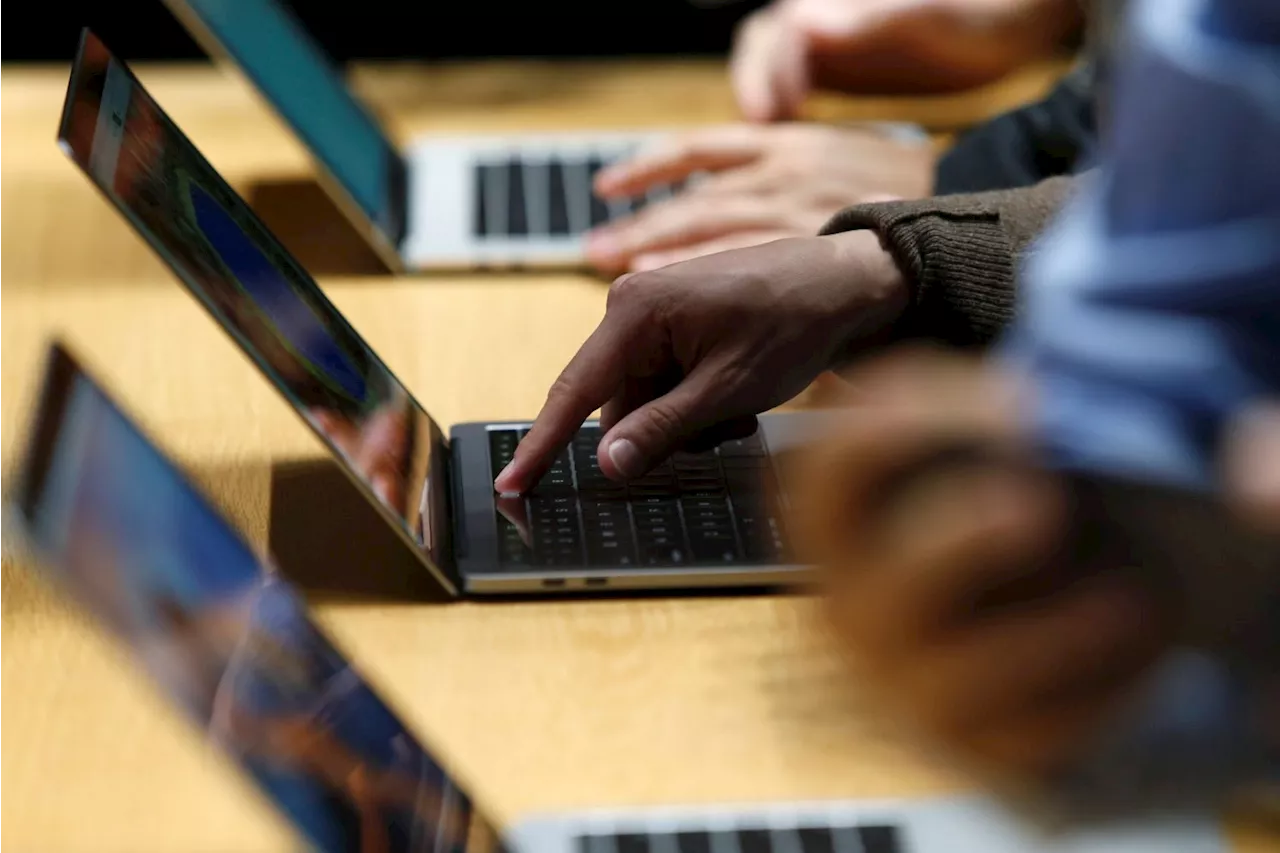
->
<box><xmin>159</xmin><ymin>0</ymin><xmax>925</xmax><ymax>272</ymax></box>
<box><xmin>9</xmin><ymin>343</ymin><xmax>1228</xmax><ymax>853</ymax></box>
<box><xmin>58</xmin><ymin>30</ymin><xmax>811</xmax><ymax>597</ymax></box>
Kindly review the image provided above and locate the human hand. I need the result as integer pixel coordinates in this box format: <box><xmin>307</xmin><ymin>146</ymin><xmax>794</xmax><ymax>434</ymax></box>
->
<box><xmin>493</xmin><ymin>230</ymin><xmax>908</xmax><ymax>494</ymax></box>
<box><xmin>1224</xmin><ymin>403</ymin><xmax>1280</xmax><ymax>529</ymax></box>
<box><xmin>792</xmin><ymin>350</ymin><xmax>1171</xmax><ymax>776</ymax></box>
<box><xmin>495</xmin><ymin>494</ymin><xmax>533</xmax><ymax>547</ymax></box>
<box><xmin>311</xmin><ymin>400</ymin><xmax>412</xmax><ymax>511</ymax></box>
<box><xmin>587</xmin><ymin>124</ymin><xmax>934</xmax><ymax>273</ymax></box>
<box><xmin>731</xmin><ymin>0</ymin><xmax>1083</xmax><ymax>121</ymax></box>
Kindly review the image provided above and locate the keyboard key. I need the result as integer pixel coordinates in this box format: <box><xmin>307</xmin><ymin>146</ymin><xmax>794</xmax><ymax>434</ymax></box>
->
<box><xmin>634</xmin><ymin>498</ymin><xmax>686</xmax><ymax>565</ymax></box>
<box><xmin>531</xmin><ymin>449</ymin><xmax>575</xmax><ymax>493</ymax></box>
<box><xmin>473</xmin><ymin>163</ymin><xmax>489</xmax><ymax>236</ymax></box>
<box><xmin>735</xmin><ymin>830</ymin><xmax>772</xmax><ymax>853</ymax></box>
<box><xmin>524</xmin><ymin>160</ymin><xmax>551</xmax><ymax>236</ymax></box>
<box><xmin>547</xmin><ymin>159</ymin><xmax>570</xmax><ymax>236</ymax></box>
<box><xmin>587</xmin><ymin>158</ymin><xmax>611</xmax><ymax>226</ymax></box>
<box><xmin>506</xmin><ymin>159</ymin><xmax>528</xmax><ymax>236</ymax></box>
<box><xmin>616</xmin><ymin>835</ymin><xmax>650</xmax><ymax>853</ymax></box>
<box><xmin>581</xmin><ymin>500</ymin><xmax>637</xmax><ymax>567</ymax></box>
<box><xmin>795</xmin><ymin>828</ymin><xmax>834</xmax><ymax>853</ymax></box>
<box><xmin>495</xmin><ymin>513</ymin><xmax>533</xmax><ymax>567</ymax></box>
<box><xmin>688</xmin><ymin>528</ymin><xmax>738</xmax><ymax>563</ymax></box>
<box><xmin>856</xmin><ymin>825</ymin><xmax>902</xmax><ymax>853</ymax></box>
<box><xmin>496</xmin><ymin>422</ymin><xmax>791</xmax><ymax>569</ymax></box>
<box><xmin>674</xmin><ymin>833</ymin><xmax>711</xmax><ymax>853</ymax></box>
<box><xmin>718</xmin><ymin>433</ymin><xmax>766</xmax><ymax>457</ymax></box>
<box><xmin>489</xmin><ymin>429</ymin><xmax>521</xmax><ymax>480</ymax></box>
<box><xmin>529</xmin><ymin>495</ymin><xmax>584</xmax><ymax>566</ymax></box>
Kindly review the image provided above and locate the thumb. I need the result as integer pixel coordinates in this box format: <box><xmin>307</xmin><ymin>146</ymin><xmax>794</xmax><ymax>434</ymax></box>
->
<box><xmin>731</xmin><ymin>9</ymin><xmax>808</xmax><ymax>122</ymax></box>
<box><xmin>597</xmin><ymin>365</ymin><xmax>737</xmax><ymax>480</ymax></box>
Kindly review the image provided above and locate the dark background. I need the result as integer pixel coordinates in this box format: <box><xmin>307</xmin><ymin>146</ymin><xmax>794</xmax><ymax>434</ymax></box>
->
<box><xmin>4</xmin><ymin>0</ymin><xmax>767</xmax><ymax>63</ymax></box>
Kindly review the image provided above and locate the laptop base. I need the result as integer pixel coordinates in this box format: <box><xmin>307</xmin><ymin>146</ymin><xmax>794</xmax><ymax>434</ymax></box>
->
<box><xmin>504</xmin><ymin>795</ymin><xmax>1225</xmax><ymax>853</ymax></box>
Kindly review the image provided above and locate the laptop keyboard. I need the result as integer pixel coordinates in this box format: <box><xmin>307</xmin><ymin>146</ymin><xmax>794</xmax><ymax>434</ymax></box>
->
<box><xmin>472</xmin><ymin>155</ymin><xmax>676</xmax><ymax>239</ymax></box>
<box><xmin>575</xmin><ymin>824</ymin><xmax>904</xmax><ymax>853</ymax></box>
<box><xmin>489</xmin><ymin>426</ymin><xmax>789</xmax><ymax>570</ymax></box>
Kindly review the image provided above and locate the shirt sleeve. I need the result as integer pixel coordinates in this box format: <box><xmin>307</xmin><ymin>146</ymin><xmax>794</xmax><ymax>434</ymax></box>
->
<box><xmin>820</xmin><ymin>176</ymin><xmax>1078</xmax><ymax>347</ymax></box>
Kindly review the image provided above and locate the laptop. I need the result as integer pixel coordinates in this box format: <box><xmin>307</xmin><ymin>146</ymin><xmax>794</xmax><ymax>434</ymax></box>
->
<box><xmin>58</xmin><ymin>30</ymin><xmax>810</xmax><ymax>597</ymax></box>
<box><xmin>157</xmin><ymin>0</ymin><xmax>926</xmax><ymax>271</ymax></box>
<box><xmin>8</xmin><ymin>343</ymin><xmax>1229</xmax><ymax>853</ymax></box>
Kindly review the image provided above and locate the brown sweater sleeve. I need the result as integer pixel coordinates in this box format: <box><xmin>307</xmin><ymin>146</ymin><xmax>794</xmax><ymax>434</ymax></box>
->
<box><xmin>820</xmin><ymin>175</ymin><xmax>1079</xmax><ymax>348</ymax></box>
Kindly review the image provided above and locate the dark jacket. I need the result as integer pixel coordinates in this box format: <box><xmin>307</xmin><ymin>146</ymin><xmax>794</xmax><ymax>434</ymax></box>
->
<box><xmin>821</xmin><ymin>1</ymin><xmax>1123</xmax><ymax>348</ymax></box>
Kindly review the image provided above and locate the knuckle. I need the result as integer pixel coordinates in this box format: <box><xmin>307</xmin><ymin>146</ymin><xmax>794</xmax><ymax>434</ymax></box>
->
<box><xmin>544</xmin><ymin>374</ymin><xmax>584</xmax><ymax>408</ymax></box>
<box><xmin>607</xmin><ymin>270</ymin><xmax>654</xmax><ymax>308</ymax></box>
<box><xmin>641</xmin><ymin>398</ymin><xmax>686</xmax><ymax>441</ymax></box>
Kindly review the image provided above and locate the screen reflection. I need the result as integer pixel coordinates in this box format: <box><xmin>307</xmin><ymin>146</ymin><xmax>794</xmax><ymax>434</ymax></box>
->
<box><xmin>22</xmin><ymin>369</ymin><xmax>470</xmax><ymax>853</ymax></box>
<box><xmin>58</xmin><ymin>33</ymin><xmax>451</xmax><ymax>573</ymax></box>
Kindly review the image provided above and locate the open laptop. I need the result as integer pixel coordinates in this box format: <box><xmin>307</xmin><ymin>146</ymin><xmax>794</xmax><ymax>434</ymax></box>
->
<box><xmin>157</xmin><ymin>0</ymin><xmax>926</xmax><ymax>271</ymax></box>
<box><xmin>8</xmin><ymin>343</ymin><xmax>1229</xmax><ymax>853</ymax></box>
<box><xmin>58</xmin><ymin>30</ymin><xmax>808</xmax><ymax>597</ymax></box>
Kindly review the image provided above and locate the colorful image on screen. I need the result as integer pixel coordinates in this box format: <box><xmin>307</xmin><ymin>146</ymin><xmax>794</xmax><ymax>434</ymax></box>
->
<box><xmin>56</xmin><ymin>33</ymin><xmax>453</xmax><ymax>569</ymax></box>
<box><xmin>24</xmin><ymin>370</ymin><xmax>471</xmax><ymax>853</ymax></box>
<box><xmin>170</xmin><ymin>0</ymin><xmax>397</xmax><ymax>237</ymax></box>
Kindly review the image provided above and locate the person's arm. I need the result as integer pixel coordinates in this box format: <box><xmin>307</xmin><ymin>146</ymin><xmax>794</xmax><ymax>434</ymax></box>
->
<box><xmin>821</xmin><ymin>175</ymin><xmax>1079</xmax><ymax>348</ymax></box>
<box><xmin>495</xmin><ymin>178</ymin><xmax>1080</xmax><ymax>493</ymax></box>
<box><xmin>932</xmin><ymin>63</ymin><xmax>1097</xmax><ymax>195</ymax></box>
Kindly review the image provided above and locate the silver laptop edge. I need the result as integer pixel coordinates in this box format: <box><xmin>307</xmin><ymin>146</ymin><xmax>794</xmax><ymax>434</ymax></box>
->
<box><xmin>505</xmin><ymin>796</ymin><xmax>1224</xmax><ymax>853</ymax></box>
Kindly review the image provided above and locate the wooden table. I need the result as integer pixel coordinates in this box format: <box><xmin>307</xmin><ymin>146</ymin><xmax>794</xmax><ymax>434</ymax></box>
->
<box><xmin>2</xmin><ymin>60</ymin><xmax>1273</xmax><ymax>853</ymax></box>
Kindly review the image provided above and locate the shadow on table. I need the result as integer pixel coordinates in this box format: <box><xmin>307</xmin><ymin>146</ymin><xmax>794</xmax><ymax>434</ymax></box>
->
<box><xmin>268</xmin><ymin>456</ymin><xmax>455</xmax><ymax>603</ymax></box>
<box><xmin>246</xmin><ymin>178</ymin><xmax>390</xmax><ymax>278</ymax></box>
<box><xmin>350</xmin><ymin>62</ymin><xmax>612</xmax><ymax>112</ymax></box>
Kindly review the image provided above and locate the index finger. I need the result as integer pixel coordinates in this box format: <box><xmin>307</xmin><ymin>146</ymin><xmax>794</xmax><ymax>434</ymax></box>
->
<box><xmin>493</xmin><ymin>312</ymin><xmax>640</xmax><ymax>494</ymax></box>
<box><xmin>594</xmin><ymin>127</ymin><xmax>765</xmax><ymax>198</ymax></box>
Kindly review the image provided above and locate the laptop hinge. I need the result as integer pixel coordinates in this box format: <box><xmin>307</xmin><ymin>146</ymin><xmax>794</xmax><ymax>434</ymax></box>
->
<box><xmin>387</xmin><ymin>149</ymin><xmax>411</xmax><ymax>251</ymax></box>
<box><xmin>446</xmin><ymin>438</ymin><xmax>468</xmax><ymax>560</ymax></box>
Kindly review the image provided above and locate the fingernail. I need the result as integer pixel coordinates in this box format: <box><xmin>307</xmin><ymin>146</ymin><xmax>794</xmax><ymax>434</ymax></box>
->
<box><xmin>607</xmin><ymin>438</ymin><xmax>643</xmax><ymax>479</ymax></box>
<box><xmin>493</xmin><ymin>461</ymin><xmax>520</xmax><ymax>495</ymax></box>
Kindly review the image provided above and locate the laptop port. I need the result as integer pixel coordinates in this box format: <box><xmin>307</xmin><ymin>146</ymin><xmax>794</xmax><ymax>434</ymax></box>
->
<box><xmin>541</xmin><ymin>578</ymin><xmax>566</xmax><ymax>589</ymax></box>
<box><xmin>584</xmin><ymin>577</ymin><xmax>608</xmax><ymax>587</ymax></box>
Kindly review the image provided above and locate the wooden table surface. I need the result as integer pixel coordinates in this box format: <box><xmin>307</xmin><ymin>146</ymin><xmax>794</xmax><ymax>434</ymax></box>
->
<box><xmin>2</xmin><ymin>59</ymin><xmax>1274</xmax><ymax>853</ymax></box>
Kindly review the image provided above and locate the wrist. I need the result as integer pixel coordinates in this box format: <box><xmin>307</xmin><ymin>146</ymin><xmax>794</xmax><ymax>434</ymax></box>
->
<box><xmin>824</xmin><ymin>228</ymin><xmax>911</xmax><ymax>363</ymax></box>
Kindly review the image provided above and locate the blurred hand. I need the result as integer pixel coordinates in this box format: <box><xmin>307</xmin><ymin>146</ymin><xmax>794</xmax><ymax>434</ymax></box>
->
<box><xmin>1224</xmin><ymin>403</ymin><xmax>1280</xmax><ymax>529</ymax></box>
<box><xmin>588</xmin><ymin>124</ymin><xmax>934</xmax><ymax>273</ymax></box>
<box><xmin>311</xmin><ymin>401</ymin><xmax>411</xmax><ymax>511</ymax></box>
<box><xmin>732</xmin><ymin>0</ymin><xmax>1083</xmax><ymax>121</ymax></box>
<box><xmin>493</xmin><ymin>230</ymin><xmax>908</xmax><ymax>494</ymax></box>
<box><xmin>792</xmin><ymin>350</ymin><xmax>1170</xmax><ymax>776</ymax></box>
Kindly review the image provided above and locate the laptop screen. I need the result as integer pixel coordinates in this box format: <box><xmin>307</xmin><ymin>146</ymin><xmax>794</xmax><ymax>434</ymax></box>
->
<box><xmin>13</xmin><ymin>346</ymin><xmax>477</xmax><ymax>853</ymax></box>
<box><xmin>57</xmin><ymin>30</ymin><xmax>457</xmax><ymax>594</ymax></box>
<box><xmin>161</xmin><ymin>0</ymin><xmax>407</xmax><ymax>249</ymax></box>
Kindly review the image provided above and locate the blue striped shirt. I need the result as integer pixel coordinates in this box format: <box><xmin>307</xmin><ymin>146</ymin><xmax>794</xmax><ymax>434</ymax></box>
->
<box><xmin>1000</xmin><ymin>0</ymin><xmax>1280</xmax><ymax>808</ymax></box>
<box><xmin>1004</xmin><ymin>0</ymin><xmax>1280</xmax><ymax>492</ymax></box>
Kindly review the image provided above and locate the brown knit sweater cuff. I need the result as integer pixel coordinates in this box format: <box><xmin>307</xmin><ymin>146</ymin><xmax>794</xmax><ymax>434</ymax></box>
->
<box><xmin>822</xmin><ymin>205</ymin><xmax>1015</xmax><ymax>347</ymax></box>
<box><xmin>820</xmin><ymin>175</ymin><xmax>1078</xmax><ymax>349</ymax></box>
